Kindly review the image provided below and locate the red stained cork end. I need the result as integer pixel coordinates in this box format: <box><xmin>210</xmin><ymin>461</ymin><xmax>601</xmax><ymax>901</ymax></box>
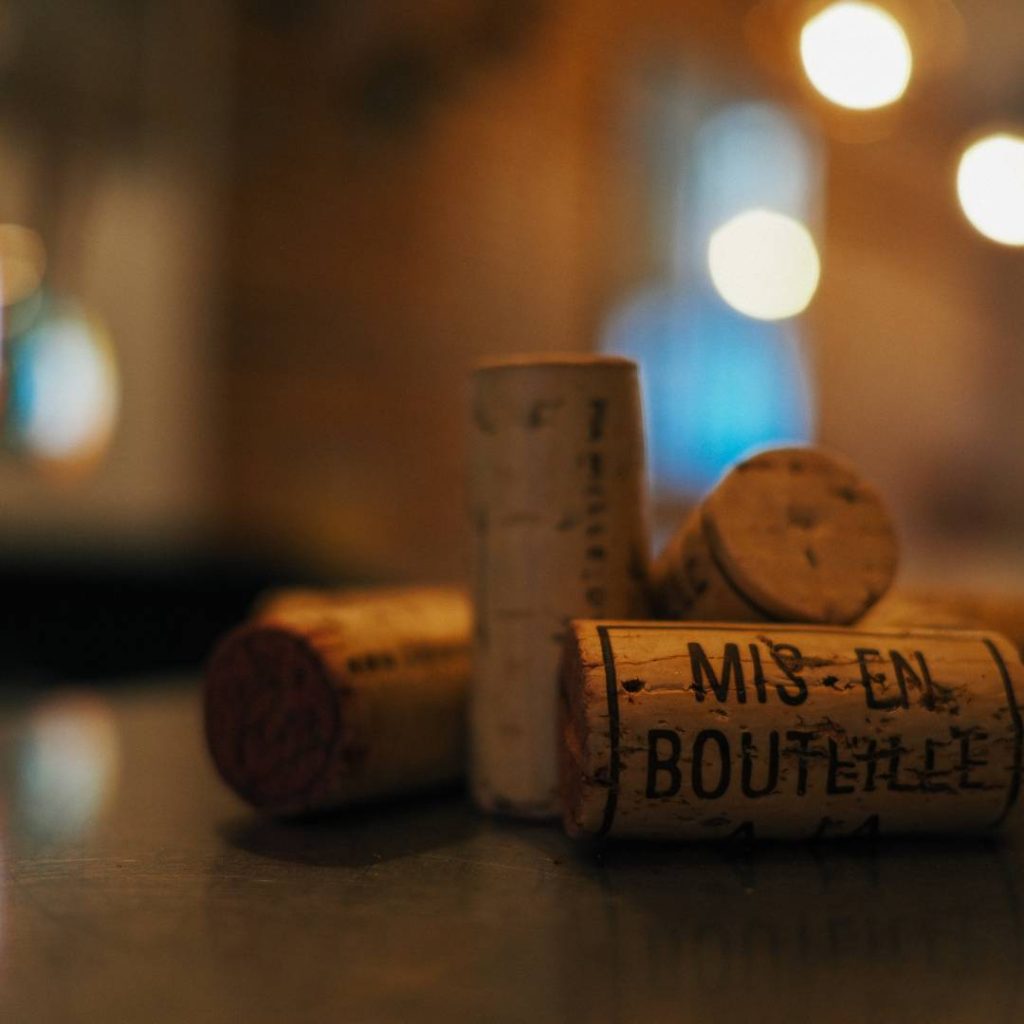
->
<box><xmin>204</xmin><ymin>624</ymin><xmax>339</xmax><ymax>811</ymax></box>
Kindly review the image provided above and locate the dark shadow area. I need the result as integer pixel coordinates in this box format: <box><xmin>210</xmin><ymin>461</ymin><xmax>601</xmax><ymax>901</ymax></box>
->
<box><xmin>572</xmin><ymin>828</ymin><xmax>1018</xmax><ymax>872</ymax></box>
<box><xmin>219</xmin><ymin>787</ymin><xmax>481</xmax><ymax>869</ymax></box>
<box><xmin>0</xmin><ymin>550</ymin><xmax>334</xmax><ymax>683</ymax></box>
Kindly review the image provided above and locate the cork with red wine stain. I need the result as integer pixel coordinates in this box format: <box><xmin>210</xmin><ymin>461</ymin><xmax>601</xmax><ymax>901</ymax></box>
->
<box><xmin>204</xmin><ymin>586</ymin><xmax>470</xmax><ymax>815</ymax></box>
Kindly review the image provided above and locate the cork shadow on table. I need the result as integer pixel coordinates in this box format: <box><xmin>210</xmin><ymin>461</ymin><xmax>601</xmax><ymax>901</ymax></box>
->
<box><xmin>219</xmin><ymin>788</ymin><xmax>481</xmax><ymax>869</ymax></box>
<box><xmin>558</xmin><ymin>833</ymin><xmax>1024</xmax><ymax>1023</ymax></box>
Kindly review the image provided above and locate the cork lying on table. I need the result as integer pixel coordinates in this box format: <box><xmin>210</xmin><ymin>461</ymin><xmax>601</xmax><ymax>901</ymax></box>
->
<box><xmin>204</xmin><ymin>586</ymin><xmax>470</xmax><ymax>816</ymax></box>
<box><xmin>651</xmin><ymin>446</ymin><xmax>899</xmax><ymax>625</ymax></box>
<box><xmin>470</xmin><ymin>354</ymin><xmax>650</xmax><ymax>819</ymax></box>
<box><xmin>863</xmin><ymin>587</ymin><xmax>1024</xmax><ymax>656</ymax></box>
<box><xmin>561</xmin><ymin>620</ymin><xmax>1023</xmax><ymax>841</ymax></box>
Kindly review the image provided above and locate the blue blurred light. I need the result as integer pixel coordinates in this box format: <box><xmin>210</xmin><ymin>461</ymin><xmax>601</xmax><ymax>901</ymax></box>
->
<box><xmin>603</xmin><ymin>288</ymin><xmax>814</xmax><ymax>496</ymax></box>
<box><xmin>7</xmin><ymin>298</ymin><xmax>118</xmax><ymax>468</ymax></box>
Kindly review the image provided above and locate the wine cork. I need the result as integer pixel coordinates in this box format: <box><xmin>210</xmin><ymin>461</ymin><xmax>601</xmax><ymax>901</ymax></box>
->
<box><xmin>863</xmin><ymin>587</ymin><xmax>1024</xmax><ymax>657</ymax></box>
<box><xmin>561</xmin><ymin>620</ymin><xmax>1023</xmax><ymax>841</ymax></box>
<box><xmin>651</xmin><ymin>447</ymin><xmax>899</xmax><ymax>625</ymax></box>
<box><xmin>251</xmin><ymin>586</ymin><xmax>344</xmax><ymax>616</ymax></box>
<box><xmin>204</xmin><ymin>586</ymin><xmax>470</xmax><ymax>815</ymax></box>
<box><xmin>470</xmin><ymin>354</ymin><xmax>650</xmax><ymax>818</ymax></box>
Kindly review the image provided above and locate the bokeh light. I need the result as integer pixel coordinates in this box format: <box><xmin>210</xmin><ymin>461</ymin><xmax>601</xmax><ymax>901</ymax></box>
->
<box><xmin>9</xmin><ymin>304</ymin><xmax>120</xmax><ymax>474</ymax></box>
<box><xmin>17</xmin><ymin>692</ymin><xmax>120</xmax><ymax>842</ymax></box>
<box><xmin>688</xmin><ymin>101</ymin><xmax>822</xmax><ymax>272</ymax></box>
<box><xmin>957</xmin><ymin>133</ymin><xmax>1024</xmax><ymax>247</ymax></box>
<box><xmin>800</xmin><ymin>2</ymin><xmax>913</xmax><ymax>110</ymax></box>
<box><xmin>707</xmin><ymin>209</ymin><xmax>821</xmax><ymax>321</ymax></box>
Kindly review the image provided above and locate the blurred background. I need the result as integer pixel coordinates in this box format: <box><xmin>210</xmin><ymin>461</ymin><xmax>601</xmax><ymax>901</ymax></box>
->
<box><xmin>0</xmin><ymin>0</ymin><xmax>1022</xmax><ymax>682</ymax></box>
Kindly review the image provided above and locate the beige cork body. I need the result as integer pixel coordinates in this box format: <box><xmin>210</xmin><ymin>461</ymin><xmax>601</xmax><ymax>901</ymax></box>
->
<box><xmin>651</xmin><ymin>447</ymin><xmax>899</xmax><ymax>624</ymax></box>
<box><xmin>204</xmin><ymin>586</ymin><xmax>470</xmax><ymax>816</ymax></box>
<box><xmin>561</xmin><ymin>620</ymin><xmax>1023</xmax><ymax>841</ymax></box>
<box><xmin>470</xmin><ymin>356</ymin><xmax>650</xmax><ymax>818</ymax></box>
<box><xmin>863</xmin><ymin>587</ymin><xmax>1024</xmax><ymax>657</ymax></box>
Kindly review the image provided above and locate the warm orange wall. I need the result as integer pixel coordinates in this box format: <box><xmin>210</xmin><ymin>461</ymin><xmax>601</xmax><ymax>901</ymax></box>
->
<box><xmin>223</xmin><ymin>0</ymin><xmax>630</xmax><ymax>580</ymax></box>
<box><xmin>221</xmin><ymin>0</ymin><xmax>1024</xmax><ymax>581</ymax></box>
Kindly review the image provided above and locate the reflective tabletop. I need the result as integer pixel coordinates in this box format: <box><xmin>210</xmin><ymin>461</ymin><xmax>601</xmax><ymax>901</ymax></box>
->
<box><xmin>1</xmin><ymin>681</ymin><xmax>1021</xmax><ymax>1023</ymax></box>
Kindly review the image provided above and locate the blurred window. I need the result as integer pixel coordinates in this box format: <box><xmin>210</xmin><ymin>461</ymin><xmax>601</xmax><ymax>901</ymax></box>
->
<box><xmin>603</xmin><ymin>91</ymin><xmax>820</xmax><ymax>503</ymax></box>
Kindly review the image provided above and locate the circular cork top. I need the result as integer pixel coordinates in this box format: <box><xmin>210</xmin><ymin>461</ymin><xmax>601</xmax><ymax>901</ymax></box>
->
<box><xmin>702</xmin><ymin>447</ymin><xmax>898</xmax><ymax>623</ymax></box>
<box><xmin>204</xmin><ymin>625</ymin><xmax>339</xmax><ymax>811</ymax></box>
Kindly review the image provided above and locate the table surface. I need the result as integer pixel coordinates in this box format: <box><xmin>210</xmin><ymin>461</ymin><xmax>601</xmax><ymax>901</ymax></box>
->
<box><xmin>1</xmin><ymin>680</ymin><xmax>1022</xmax><ymax>1024</ymax></box>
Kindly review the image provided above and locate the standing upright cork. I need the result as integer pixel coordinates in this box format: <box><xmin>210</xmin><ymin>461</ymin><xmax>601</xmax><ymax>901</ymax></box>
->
<box><xmin>651</xmin><ymin>446</ymin><xmax>898</xmax><ymax>625</ymax></box>
<box><xmin>470</xmin><ymin>355</ymin><xmax>650</xmax><ymax>818</ymax></box>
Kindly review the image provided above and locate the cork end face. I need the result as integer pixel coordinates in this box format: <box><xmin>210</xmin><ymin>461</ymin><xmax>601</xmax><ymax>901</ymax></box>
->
<box><xmin>704</xmin><ymin>446</ymin><xmax>899</xmax><ymax>624</ymax></box>
<box><xmin>204</xmin><ymin>625</ymin><xmax>339</xmax><ymax>813</ymax></box>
